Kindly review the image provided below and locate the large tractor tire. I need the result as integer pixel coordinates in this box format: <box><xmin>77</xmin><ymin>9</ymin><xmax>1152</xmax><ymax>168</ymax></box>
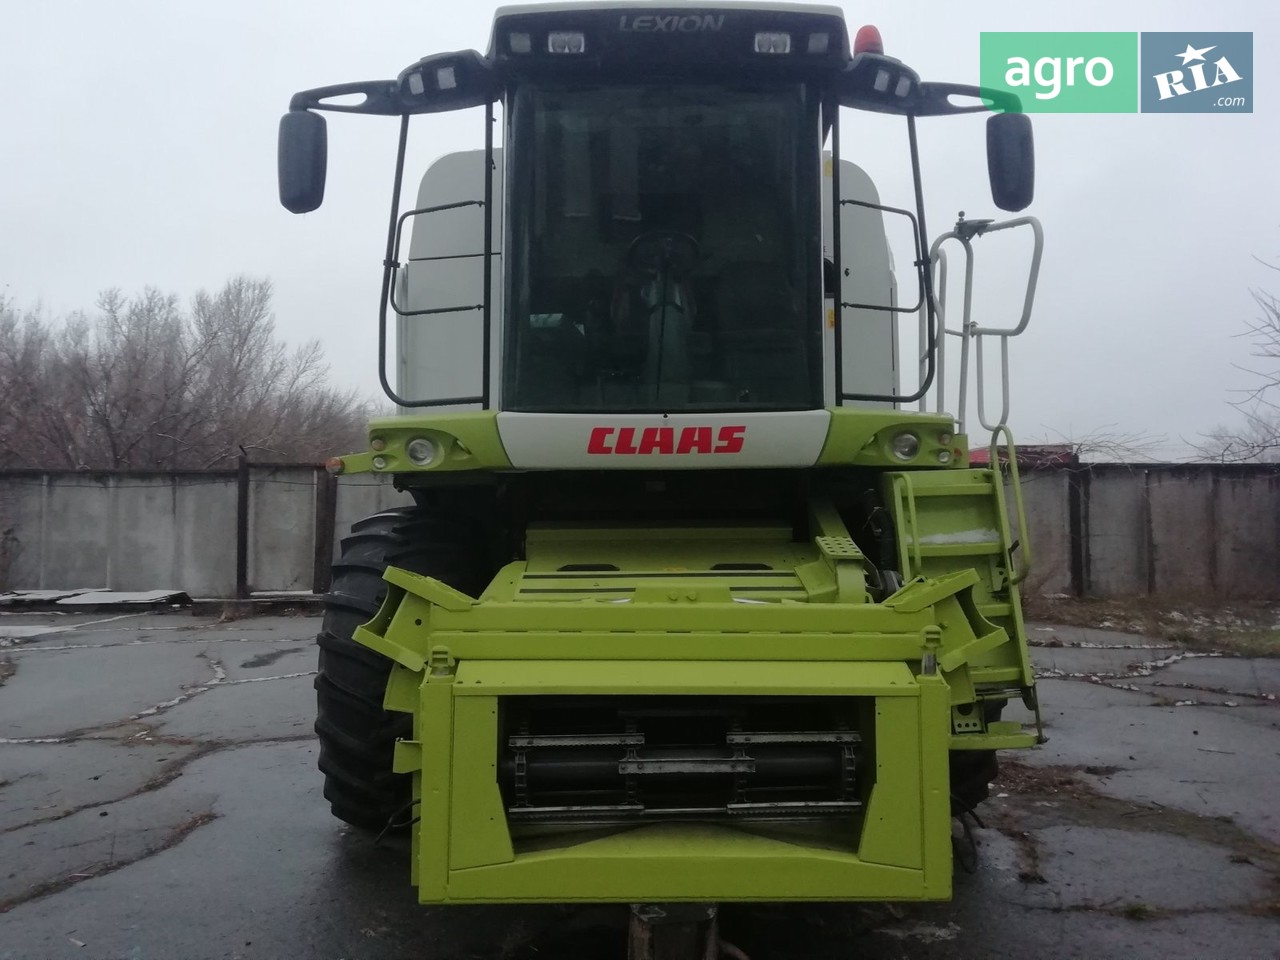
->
<box><xmin>315</xmin><ymin>505</ymin><xmax>490</xmax><ymax>830</ymax></box>
<box><xmin>949</xmin><ymin>749</ymin><xmax>999</xmax><ymax>812</ymax></box>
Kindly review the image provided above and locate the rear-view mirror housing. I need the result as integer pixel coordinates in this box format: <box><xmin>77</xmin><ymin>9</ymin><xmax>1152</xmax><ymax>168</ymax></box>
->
<box><xmin>278</xmin><ymin>110</ymin><xmax>328</xmax><ymax>214</ymax></box>
<box><xmin>987</xmin><ymin>111</ymin><xmax>1034</xmax><ymax>212</ymax></box>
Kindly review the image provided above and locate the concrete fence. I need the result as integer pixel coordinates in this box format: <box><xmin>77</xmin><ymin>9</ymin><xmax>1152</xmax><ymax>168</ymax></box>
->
<box><xmin>1018</xmin><ymin>463</ymin><xmax>1280</xmax><ymax>600</ymax></box>
<box><xmin>1</xmin><ymin>462</ymin><xmax>1277</xmax><ymax>599</ymax></box>
<box><xmin>0</xmin><ymin>464</ymin><xmax>410</xmax><ymax>598</ymax></box>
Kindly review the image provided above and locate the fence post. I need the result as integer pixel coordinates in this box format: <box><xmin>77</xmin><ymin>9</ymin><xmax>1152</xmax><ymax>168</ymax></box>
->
<box><xmin>1143</xmin><ymin>469</ymin><xmax>1156</xmax><ymax>596</ymax></box>
<box><xmin>1067</xmin><ymin>464</ymin><xmax>1088</xmax><ymax>597</ymax></box>
<box><xmin>236</xmin><ymin>455</ymin><xmax>250</xmax><ymax>599</ymax></box>
<box><xmin>312</xmin><ymin>467</ymin><xmax>338</xmax><ymax>595</ymax></box>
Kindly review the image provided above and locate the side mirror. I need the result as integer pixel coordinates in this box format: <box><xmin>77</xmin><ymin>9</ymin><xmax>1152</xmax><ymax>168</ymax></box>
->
<box><xmin>987</xmin><ymin>112</ymin><xmax>1034</xmax><ymax>212</ymax></box>
<box><xmin>278</xmin><ymin>110</ymin><xmax>327</xmax><ymax>213</ymax></box>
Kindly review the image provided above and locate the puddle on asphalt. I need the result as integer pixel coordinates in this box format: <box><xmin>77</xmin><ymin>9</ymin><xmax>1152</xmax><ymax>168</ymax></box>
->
<box><xmin>239</xmin><ymin>648</ymin><xmax>305</xmax><ymax>669</ymax></box>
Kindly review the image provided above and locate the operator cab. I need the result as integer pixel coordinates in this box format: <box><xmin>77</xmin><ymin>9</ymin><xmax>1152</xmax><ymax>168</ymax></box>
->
<box><xmin>506</xmin><ymin>81</ymin><xmax>820</xmax><ymax>412</ymax></box>
<box><xmin>278</xmin><ymin>1</ymin><xmax>1035</xmax><ymax>424</ymax></box>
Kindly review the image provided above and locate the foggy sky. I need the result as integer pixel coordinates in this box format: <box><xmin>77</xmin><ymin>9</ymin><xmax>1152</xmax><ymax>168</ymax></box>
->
<box><xmin>2</xmin><ymin>0</ymin><xmax>1274</xmax><ymax>459</ymax></box>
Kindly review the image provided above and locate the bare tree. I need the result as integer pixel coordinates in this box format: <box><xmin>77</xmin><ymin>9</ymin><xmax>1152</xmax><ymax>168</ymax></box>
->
<box><xmin>0</xmin><ymin>277</ymin><xmax>369</xmax><ymax>469</ymax></box>
<box><xmin>1197</xmin><ymin>261</ymin><xmax>1280</xmax><ymax>462</ymax></box>
<box><xmin>1031</xmin><ymin>424</ymin><xmax>1168</xmax><ymax>463</ymax></box>
<box><xmin>1198</xmin><ymin>412</ymin><xmax>1280</xmax><ymax>463</ymax></box>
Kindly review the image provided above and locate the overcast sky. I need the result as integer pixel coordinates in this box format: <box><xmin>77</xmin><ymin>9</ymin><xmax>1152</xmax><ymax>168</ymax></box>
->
<box><xmin>2</xmin><ymin>1</ymin><xmax>1274</xmax><ymax>458</ymax></box>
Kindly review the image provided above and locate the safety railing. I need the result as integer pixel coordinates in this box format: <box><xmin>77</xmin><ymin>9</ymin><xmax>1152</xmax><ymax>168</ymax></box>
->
<box><xmin>920</xmin><ymin>215</ymin><xmax>1043</xmax><ymax>433</ymax></box>
<box><xmin>387</xmin><ymin>199</ymin><xmax>489</xmax><ymax>320</ymax></box>
<box><xmin>377</xmin><ymin>105</ymin><xmax>497</xmax><ymax>409</ymax></box>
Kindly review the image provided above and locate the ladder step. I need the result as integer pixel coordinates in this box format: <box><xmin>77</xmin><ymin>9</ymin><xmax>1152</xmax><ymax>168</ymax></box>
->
<box><xmin>908</xmin><ymin>542</ymin><xmax>1004</xmax><ymax>557</ymax></box>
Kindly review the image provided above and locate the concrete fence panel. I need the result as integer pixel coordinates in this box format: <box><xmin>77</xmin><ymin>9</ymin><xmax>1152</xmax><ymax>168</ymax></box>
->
<box><xmin>1083</xmin><ymin>467</ymin><xmax>1150</xmax><ymax>598</ymax></box>
<box><xmin>248</xmin><ymin>466</ymin><xmax>321</xmax><ymax>593</ymax></box>
<box><xmin>110</xmin><ymin>475</ymin><xmax>238</xmax><ymax>595</ymax></box>
<box><xmin>1147</xmin><ymin>468</ymin><xmax>1215</xmax><ymax>598</ymax></box>
<box><xmin>1212</xmin><ymin>470</ymin><xmax>1280</xmax><ymax>599</ymax></box>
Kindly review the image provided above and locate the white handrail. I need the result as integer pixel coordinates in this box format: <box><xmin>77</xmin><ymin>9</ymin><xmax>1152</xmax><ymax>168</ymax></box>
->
<box><xmin>924</xmin><ymin>215</ymin><xmax>1043</xmax><ymax>433</ymax></box>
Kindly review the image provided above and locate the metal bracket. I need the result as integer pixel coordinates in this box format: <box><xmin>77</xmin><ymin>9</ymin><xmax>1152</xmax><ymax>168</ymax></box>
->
<box><xmin>393</xmin><ymin>739</ymin><xmax>423</xmax><ymax>774</ymax></box>
<box><xmin>628</xmin><ymin>903</ymin><xmax>720</xmax><ymax>960</ymax></box>
<box><xmin>427</xmin><ymin>645</ymin><xmax>456</xmax><ymax>680</ymax></box>
<box><xmin>921</xmin><ymin>625</ymin><xmax>942</xmax><ymax>676</ymax></box>
<box><xmin>383</xmin><ymin>566</ymin><xmax>478</xmax><ymax>611</ymax></box>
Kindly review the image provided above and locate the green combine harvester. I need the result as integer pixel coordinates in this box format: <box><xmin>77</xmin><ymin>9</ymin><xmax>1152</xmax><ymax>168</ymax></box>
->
<box><xmin>279</xmin><ymin>2</ymin><xmax>1044</xmax><ymax>953</ymax></box>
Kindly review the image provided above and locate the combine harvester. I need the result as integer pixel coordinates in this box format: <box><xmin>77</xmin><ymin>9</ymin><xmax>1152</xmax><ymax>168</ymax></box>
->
<box><xmin>279</xmin><ymin>3</ymin><xmax>1044</xmax><ymax>955</ymax></box>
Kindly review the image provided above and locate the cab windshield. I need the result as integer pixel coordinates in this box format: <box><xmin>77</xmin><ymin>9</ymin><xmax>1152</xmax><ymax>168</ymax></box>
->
<box><xmin>504</xmin><ymin>82</ymin><xmax>821</xmax><ymax>412</ymax></box>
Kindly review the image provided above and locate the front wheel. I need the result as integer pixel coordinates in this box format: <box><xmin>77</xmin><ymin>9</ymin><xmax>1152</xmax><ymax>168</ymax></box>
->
<box><xmin>314</xmin><ymin>504</ymin><xmax>490</xmax><ymax>830</ymax></box>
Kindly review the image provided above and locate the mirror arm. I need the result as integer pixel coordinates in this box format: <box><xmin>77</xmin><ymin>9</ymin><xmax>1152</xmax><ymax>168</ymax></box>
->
<box><xmin>289</xmin><ymin>80</ymin><xmax>404</xmax><ymax>116</ymax></box>
<box><xmin>912</xmin><ymin>82</ymin><xmax>1023</xmax><ymax>117</ymax></box>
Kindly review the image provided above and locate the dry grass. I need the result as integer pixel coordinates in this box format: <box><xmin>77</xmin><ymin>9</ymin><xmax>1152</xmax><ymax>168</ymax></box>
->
<box><xmin>1023</xmin><ymin>595</ymin><xmax>1280</xmax><ymax>656</ymax></box>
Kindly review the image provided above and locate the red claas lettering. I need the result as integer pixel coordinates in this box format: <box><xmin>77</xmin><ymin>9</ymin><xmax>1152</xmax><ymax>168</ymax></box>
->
<box><xmin>587</xmin><ymin>425</ymin><xmax>746</xmax><ymax>455</ymax></box>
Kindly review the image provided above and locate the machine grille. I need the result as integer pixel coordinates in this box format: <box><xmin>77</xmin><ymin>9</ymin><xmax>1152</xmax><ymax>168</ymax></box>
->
<box><xmin>499</xmin><ymin>695</ymin><xmax>865</xmax><ymax>824</ymax></box>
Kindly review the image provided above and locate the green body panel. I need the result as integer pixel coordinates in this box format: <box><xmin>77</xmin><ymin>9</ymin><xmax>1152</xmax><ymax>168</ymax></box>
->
<box><xmin>815</xmin><ymin>408</ymin><xmax>967</xmax><ymax>468</ymax></box>
<box><xmin>355</xmin><ymin>463</ymin><xmax>1039</xmax><ymax>904</ymax></box>
<box><xmin>343</xmin><ymin>410</ymin><xmax>513</xmax><ymax>474</ymax></box>
<box><xmin>388</xmin><ymin>657</ymin><xmax>954</xmax><ymax>902</ymax></box>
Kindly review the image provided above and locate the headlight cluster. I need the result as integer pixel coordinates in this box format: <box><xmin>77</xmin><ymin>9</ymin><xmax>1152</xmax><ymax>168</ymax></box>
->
<box><xmin>887</xmin><ymin>429</ymin><xmax>959</xmax><ymax>465</ymax></box>
<box><xmin>366</xmin><ymin>433</ymin><xmax>452</xmax><ymax>471</ymax></box>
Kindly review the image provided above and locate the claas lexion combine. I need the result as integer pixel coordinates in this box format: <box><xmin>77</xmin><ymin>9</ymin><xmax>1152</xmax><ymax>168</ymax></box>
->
<box><xmin>277</xmin><ymin>0</ymin><xmax>1046</xmax><ymax>935</ymax></box>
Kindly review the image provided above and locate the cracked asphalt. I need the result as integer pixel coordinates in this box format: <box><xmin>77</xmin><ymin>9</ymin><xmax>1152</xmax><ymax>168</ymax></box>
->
<box><xmin>0</xmin><ymin>611</ymin><xmax>1276</xmax><ymax>959</ymax></box>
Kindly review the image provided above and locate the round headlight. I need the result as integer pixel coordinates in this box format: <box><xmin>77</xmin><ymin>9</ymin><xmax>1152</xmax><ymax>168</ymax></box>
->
<box><xmin>406</xmin><ymin>437</ymin><xmax>438</xmax><ymax>466</ymax></box>
<box><xmin>937</xmin><ymin>449</ymin><xmax>953</xmax><ymax>464</ymax></box>
<box><xmin>371</xmin><ymin>455</ymin><xmax>388</xmax><ymax>470</ymax></box>
<box><xmin>890</xmin><ymin>431</ymin><xmax>920</xmax><ymax>461</ymax></box>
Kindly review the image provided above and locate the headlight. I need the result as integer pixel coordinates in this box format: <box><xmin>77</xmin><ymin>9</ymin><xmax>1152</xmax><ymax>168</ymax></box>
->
<box><xmin>754</xmin><ymin>31</ymin><xmax>792</xmax><ymax>54</ymax></box>
<box><xmin>548</xmin><ymin>30</ymin><xmax>586</xmax><ymax>54</ymax></box>
<box><xmin>890</xmin><ymin>431</ymin><xmax>920</xmax><ymax>461</ymax></box>
<box><xmin>406</xmin><ymin>437</ymin><xmax>438</xmax><ymax>466</ymax></box>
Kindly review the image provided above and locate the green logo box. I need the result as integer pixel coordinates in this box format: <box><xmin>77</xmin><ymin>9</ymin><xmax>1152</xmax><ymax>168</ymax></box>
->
<box><xmin>980</xmin><ymin>32</ymin><xmax>1139</xmax><ymax>113</ymax></box>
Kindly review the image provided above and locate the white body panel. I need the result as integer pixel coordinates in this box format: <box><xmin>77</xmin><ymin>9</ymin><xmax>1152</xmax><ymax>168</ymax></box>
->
<box><xmin>821</xmin><ymin>155</ymin><xmax>899</xmax><ymax>408</ymax></box>
<box><xmin>397</xmin><ymin>152</ymin><xmax>900</xmax><ymax>442</ymax></box>
<box><xmin>497</xmin><ymin>411</ymin><xmax>832</xmax><ymax>469</ymax></box>
<box><xmin>396</xmin><ymin>149</ymin><xmax>503</xmax><ymax>410</ymax></box>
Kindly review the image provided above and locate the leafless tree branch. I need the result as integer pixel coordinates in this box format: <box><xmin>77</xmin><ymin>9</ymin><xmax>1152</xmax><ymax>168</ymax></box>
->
<box><xmin>1195</xmin><ymin>258</ymin><xmax>1280</xmax><ymax>462</ymax></box>
<box><xmin>0</xmin><ymin>278</ymin><xmax>369</xmax><ymax>469</ymax></box>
